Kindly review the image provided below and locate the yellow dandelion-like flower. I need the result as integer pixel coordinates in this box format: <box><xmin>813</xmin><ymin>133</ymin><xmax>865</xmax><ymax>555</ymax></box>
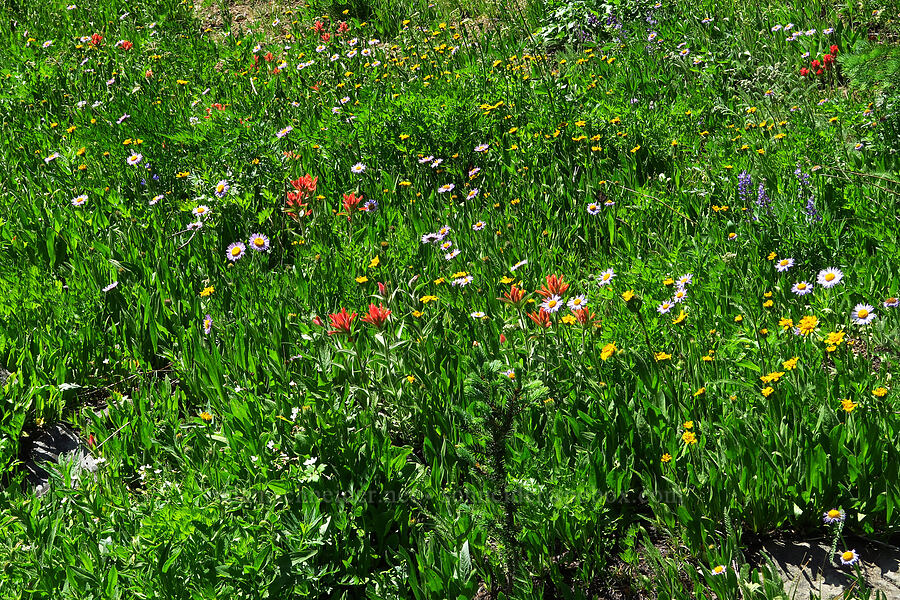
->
<box><xmin>672</xmin><ymin>311</ymin><xmax>687</xmax><ymax>324</ymax></box>
<box><xmin>683</xmin><ymin>420</ymin><xmax>694</xmax><ymax>430</ymax></box>
<box><xmin>797</xmin><ymin>315</ymin><xmax>818</xmax><ymax>335</ymax></box>
<box><xmin>824</xmin><ymin>331</ymin><xmax>845</xmax><ymax>347</ymax></box>
<box><xmin>622</xmin><ymin>290</ymin><xmax>635</xmax><ymax>302</ymax></box>
<box><xmin>841</xmin><ymin>398</ymin><xmax>857</xmax><ymax>413</ymax></box>
<box><xmin>778</xmin><ymin>317</ymin><xmax>794</xmax><ymax>331</ymax></box>
<box><xmin>693</xmin><ymin>387</ymin><xmax>705</xmax><ymax>397</ymax></box>
<box><xmin>655</xmin><ymin>351</ymin><xmax>672</xmax><ymax>362</ymax></box>
<box><xmin>199</xmin><ymin>411</ymin><xmax>213</xmax><ymax>422</ymax></box>
<box><xmin>782</xmin><ymin>357</ymin><xmax>799</xmax><ymax>370</ymax></box>
<box><xmin>661</xmin><ymin>453</ymin><xmax>672</xmax><ymax>463</ymax></box>
<box><xmin>355</xmin><ymin>276</ymin><xmax>368</xmax><ymax>283</ymax></box>
<box><xmin>600</xmin><ymin>342</ymin><xmax>616</xmax><ymax>361</ymax></box>
<box><xmin>200</xmin><ymin>286</ymin><xmax>214</xmax><ymax>297</ymax></box>
<box><xmin>760</xmin><ymin>371</ymin><xmax>785</xmax><ymax>384</ymax></box>
<box><xmin>873</xmin><ymin>387</ymin><xmax>887</xmax><ymax>397</ymax></box>
<box><xmin>682</xmin><ymin>431</ymin><xmax>697</xmax><ymax>445</ymax></box>
<box><xmin>761</xmin><ymin>386</ymin><xmax>775</xmax><ymax>397</ymax></box>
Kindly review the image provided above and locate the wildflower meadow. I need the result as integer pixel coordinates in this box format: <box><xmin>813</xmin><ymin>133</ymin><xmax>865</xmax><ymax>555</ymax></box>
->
<box><xmin>1</xmin><ymin>0</ymin><xmax>899</xmax><ymax>597</ymax></box>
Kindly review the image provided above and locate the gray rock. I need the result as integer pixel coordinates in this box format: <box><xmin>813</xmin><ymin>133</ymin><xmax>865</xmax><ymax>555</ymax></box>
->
<box><xmin>19</xmin><ymin>423</ymin><xmax>100</xmax><ymax>496</ymax></box>
<box><xmin>762</xmin><ymin>539</ymin><xmax>900</xmax><ymax>600</ymax></box>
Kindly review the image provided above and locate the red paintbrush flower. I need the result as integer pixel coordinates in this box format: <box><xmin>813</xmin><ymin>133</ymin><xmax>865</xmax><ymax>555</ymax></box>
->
<box><xmin>361</xmin><ymin>303</ymin><xmax>391</xmax><ymax>329</ymax></box>
<box><xmin>573</xmin><ymin>307</ymin><xmax>595</xmax><ymax>326</ymax></box>
<box><xmin>91</xmin><ymin>33</ymin><xmax>103</xmax><ymax>46</ymax></box>
<box><xmin>527</xmin><ymin>308</ymin><xmax>552</xmax><ymax>328</ymax></box>
<box><xmin>830</xmin><ymin>44</ymin><xmax>839</xmax><ymax>55</ymax></box>
<box><xmin>120</xmin><ymin>40</ymin><xmax>133</xmax><ymax>50</ymax></box>
<box><xmin>498</xmin><ymin>285</ymin><xmax>527</xmax><ymax>307</ymax></box>
<box><xmin>342</xmin><ymin>193</ymin><xmax>362</xmax><ymax>220</ymax></box>
<box><xmin>290</xmin><ymin>174</ymin><xmax>318</xmax><ymax>194</ymax></box>
<box><xmin>536</xmin><ymin>274</ymin><xmax>569</xmax><ymax>298</ymax></box>
<box><xmin>328</xmin><ymin>308</ymin><xmax>356</xmax><ymax>336</ymax></box>
<box><xmin>286</xmin><ymin>175</ymin><xmax>317</xmax><ymax>218</ymax></box>
<box><xmin>800</xmin><ymin>67</ymin><xmax>809</xmax><ymax>77</ymax></box>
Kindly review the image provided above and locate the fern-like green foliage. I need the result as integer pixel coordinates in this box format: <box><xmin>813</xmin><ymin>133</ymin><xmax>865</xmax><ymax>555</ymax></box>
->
<box><xmin>843</xmin><ymin>41</ymin><xmax>900</xmax><ymax>158</ymax></box>
<box><xmin>842</xmin><ymin>41</ymin><xmax>900</xmax><ymax>94</ymax></box>
<box><xmin>455</xmin><ymin>345</ymin><xmax>548</xmax><ymax>593</ymax></box>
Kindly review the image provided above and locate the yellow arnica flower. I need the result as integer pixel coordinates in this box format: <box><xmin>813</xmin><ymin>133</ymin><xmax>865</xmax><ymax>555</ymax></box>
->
<box><xmin>655</xmin><ymin>351</ymin><xmax>672</xmax><ymax>362</ymax></box>
<box><xmin>778</xmin><ymin>318</ymin><xmax>793</xmax><ymax>330</ymax></box>
<box><xmin>199</xmin><ymin>411</ymin><xmax>213</xmax><ymax>422</ymax></box>
<box><xmin>355</xmin><ymin>276</ymin><xmax>368</xmax><ymax>283</ymax></box>
<box><xmin>682</xmin><ymin>431</ymin><xmax>697</xmax><ymax>445</ymax></box>
<box><xmin>600</xmin><ymin>342</ymin><xmax>616</xmax><ymax>361</ymax></box>
<box><xmin>672</xmin><ymin>311</ymin><xmax>687</xmax><ymax>324</ymax></box>
<box><xmin>368</xmin><ymin>256</ymin><xmax>380</xmax><ymax>269</ymax></box>
<box><xmin>683</xmin><ymin>420</ymin><xmax>694</xmax><ymax>430</ymax></box>
<box><xmin>797</xmin><ymin>315</ymin><xmax>818</xmax><ymax>335</ymax></box>
<box><xmin>782</xmin><ymin>357</ymin><xmax>798</xmax><ymax>370</ymax></box>
<box><xmin>825</xmin><ymin>331</ymin><xmax>845</xmax><ymax>346</ymax></box>
<box><xmin>200</xmin><ymin>286</ymin><xmax>214</xmax><ymax>297</ymax></box>
<box><xmin>622</xmin><ymin>290</ymin><xmax>635</xmax><ymax>302</ymax></box>
<box><xmin>841</xmin><ymin>398</ymin><xmax>857</xmax><ymax>413</ymax></box>
<box><xmin>661</xmin><ymin>453</ymin><xmax>672</xmax><ymax>463</ymax></box>
<box><xmin>421</xmin><ymin>295</ymin><xmax>438</xmax><ymax>304</ymax></box>
<box><xmin>561</xmin><ymin>314</ymin><xmax>577</xmax><ymax>325</ymax></box>
<box><xmin>693</xmin><ymin>387</ymin><xmax>705</xmax><ymax>397</ymax></box>
<box><xmin>406</xmin><ymin>375</ymin><xmax>415</xmax><ymax>383</ymax></box>
<box><xmin>761</xmin><ymin>386</ymin><xmax>775</xmax><ymax>397</ymax></box>
<box><xmin>873</xmin><ymin>387</ymin><xmax>887</xmax><ymax>397</ymax></box>
<box><xmin>760</xmin><ymin>371</ymin><xmax>785</xmax><ymax>384</ymax></box>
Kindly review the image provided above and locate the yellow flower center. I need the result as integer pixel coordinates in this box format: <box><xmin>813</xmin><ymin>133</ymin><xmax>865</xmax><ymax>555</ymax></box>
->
<box><xmin>828</xmin><ymin>509</ymin><xmax>841</xmax><ymax>519</ymax></box>
<box><xmin>798</xmin><ymin>283</ymin><xmax>806</xmax><ymax>290</ymax></box>
<box><xmin>858</xmin><ymin>309</ymin><xmax>869</xmax><ymax>319</ymax></box>
<box><xmin>780</xmin><ymin>260</ymin><xmax>788</xmax><ymax>266</ymax></box>
<box><xmin>842</xmin><ymin>551</ymin><xmax>854</xmax><ymax>561</ymax></box>
<box><xmin>825</xmin><ymin>273</ymin><xmax>835</xmax><ymax>281</ymax></box>
<box><xmin>548</xmin><ymin>300</ymin><xmax>557</xmax><ymax>308</ymax></box>
<box><xmin>254</xmin><ymin>238</ymin><xmax>265</xmax><ymax>247</ymax></box>
<box><xmin>231</xmin><ymin>247</ymin><xmax>241</xmax><ymax>256</ymax></box>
